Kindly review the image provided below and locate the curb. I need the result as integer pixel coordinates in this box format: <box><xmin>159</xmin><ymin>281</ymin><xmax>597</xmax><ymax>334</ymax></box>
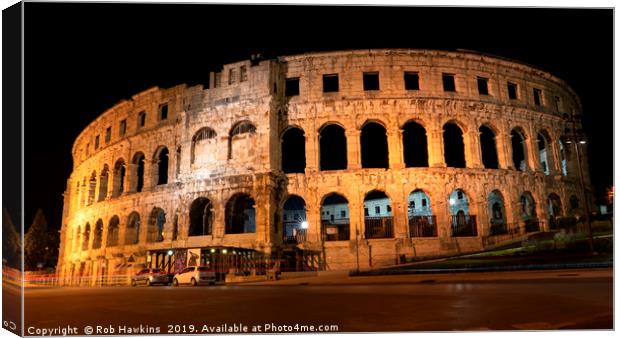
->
<box><xmin>351</xmin><ymin>261</ymin><xmax>613</xmax><ymax>276</ymax></box>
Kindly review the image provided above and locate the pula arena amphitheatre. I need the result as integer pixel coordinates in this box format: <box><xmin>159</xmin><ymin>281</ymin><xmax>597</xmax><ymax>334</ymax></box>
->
<box><xmin>57</xmin><ymin>49</ymin><xmax>592</xmax><ymax>286</ymax></box>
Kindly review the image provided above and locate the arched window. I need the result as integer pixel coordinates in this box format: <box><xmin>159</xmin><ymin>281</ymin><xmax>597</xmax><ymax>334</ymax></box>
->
<box><xmin>281</xmin><ymin>127</ymin><xmax>306</xmax><ymax>173</ymax></box>
<box><xmin>147</xmin><ymin>207</ymin><xmax>165</xmax><ymax>242</ymax></box>
<box><xmin>488</xmin><ymin>190</ymin><xmax>507</xmax><ymax>234</ymax></box>
<box><xmin>559</xmin><ymin>140</ymin><xmax>568</xmax><ymax>176</ymax></box>
<box><xmin>98</xmin><ymin>165</ymin><xmax>109</xmax><ymax>201</ymax></box>
<box><xmin>364</xmin><ymin>190</ymin><xmax>393</xmax><ymax>238</ymax></box>
<box><xmin>112</xmin><ymin>159</ymin><xmax>126</xmax><ymax>197</ymax></box>
<box><xmin>225</xmin><ymin>194</ymin><xmax>256</xmax><ymax>234</ymax></box>
<box><xmin>82</xmin><ymin>223</ymin><xmax>91</xmax><ymax>251</ymax></box>
<box><xmin>361</xmin><ymin>122</ymin><xmax>389</xmax><ymax>169</ymax></box>
<box><xmin>569</xmin><ymin>195</ymin><xmax>580</xmax><ymax>213</ymax></box>
<box><xmin>125</xmin><ymin>212</ymin><xmax>140</xmax><ymax>245</ymax></box>
<box><xmin>191</xmin><ymin>127</ymin><xmax>216</xmax><ymax>164</ymax></box>
<box><xmin>511</xmin><ymin>128</ymin><xmax>527</xmax><ymax>171</ymax></box>
<box><xmin>449</xmin><ymin>189</ymin><xmax>476</xmax><ymax>236</ymax></box>
<box><xmin>106</xmin><ymin>216</ymin><xmax>120</xmax><ymax>247</ymax></box>
<box><xmin>408</xmin><ymin>189</ymin><xmax>435</xmax><ymax>237</ymax></box>
<box><xmin>319</xmin><ymin>124</ymin><xmax>347</xmax><ymax>170</ymax></box>
<box><xmin>443</xmin><ymin>122</ymin><xmax>466</xmax><ymax>168</ymax></box>
<box><xmin>283</xmin><ymin>195</ymin><xmax>307</xmax><ymax>243</ymax></box>
<box><xmin>132</xmin><ymin>152</ymin><xmax>145</xmax><ymax>192</ymax></box>
<box><xmin>402</xmin><ymin>121</ymin><xmax>428</xmax><ymax>167</ymax></box>
<box><xmin>229</xmin><ymin>121</ymin><xmax>257</xmax><ymax>160</ymax></box>
<box><xmin>479</xmin><ymin>125</ymin><xmax>499</xmax><ymax>169</ymax></box>
<box><xmin>189</xmin><ymin>198</ymin><xmax>214</xmax><ymax>236</ymax></box>
<box><xmin>320</xmin><ymin>193</ymin><xmax>349</xmax><ymax>241</ymax></box>
<box><xmin>537</xmin><ymin>131</ymin><xmax>552</xmax><ymax>175</ymax></box>
<box><xmin>92</xmin><ymin>219</ymin><xmax>103</xmax><ymax>249</ymax></box>
<box><xmin>548</xmin><ymin>193</ymin><xmax>562</xmax><ymax>217</ymax></box>
<box><xmin>87</xmin><ymin>171</ymin><xmax>97</xmax><ymax>205</ymax></box>
<box><xmin>520</xmin><ymin>192</ymin><xmax>537</xmax><ymax>220</ymax></box>
<box><xmin>154</xmin><ymin>147</ymin><xmax>169</xmax><ymax>185</ymax></box>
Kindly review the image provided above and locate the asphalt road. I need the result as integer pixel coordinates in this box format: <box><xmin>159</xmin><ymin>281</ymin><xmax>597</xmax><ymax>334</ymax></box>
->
<box><xmin>21</xmin><ymin>271</ymin><xmax>612</xmax><ymax>334</ymax></box>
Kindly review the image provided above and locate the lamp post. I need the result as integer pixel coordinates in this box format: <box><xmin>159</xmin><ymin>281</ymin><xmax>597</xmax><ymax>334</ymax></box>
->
<box><xmin>562</xmin><ymin>113</ymin><xmax>595</xmax><ymax>254</ymax></box>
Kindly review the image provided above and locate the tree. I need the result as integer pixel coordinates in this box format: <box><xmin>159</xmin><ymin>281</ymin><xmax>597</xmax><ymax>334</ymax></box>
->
<box><xmin>24</xmin><ymin>209</ymin><xmax>56</xmax><ymax>271</ymax></box>
<box><xmin>2</xmin><ymin>208</ymin><xmax>21</xmax><ymax>268</ymax></box>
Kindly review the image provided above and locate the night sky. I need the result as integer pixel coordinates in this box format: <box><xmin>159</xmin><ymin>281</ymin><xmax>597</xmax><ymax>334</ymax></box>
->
<box><xmin>19</xmin><ymin>4</ymin><xmax>613</xmax><ymax>231</ymax></box>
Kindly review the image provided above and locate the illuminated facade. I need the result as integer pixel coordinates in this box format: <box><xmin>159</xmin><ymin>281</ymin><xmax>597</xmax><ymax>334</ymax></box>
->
<box><xmin>57</xmin><ymin>49</ymin><xmax>591</xmax><ymax>285</ymax></box>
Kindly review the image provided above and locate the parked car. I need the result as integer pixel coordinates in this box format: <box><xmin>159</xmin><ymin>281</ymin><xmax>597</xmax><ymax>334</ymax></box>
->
<box><xmin>131</xmin><ymin>268</ymin><xmax>170</xmax><ymax>286</ymax></box>
<box><xmin>172</xmin><ymin>266</ymin><xmax>216</xmax><ymax>286</ymax></box>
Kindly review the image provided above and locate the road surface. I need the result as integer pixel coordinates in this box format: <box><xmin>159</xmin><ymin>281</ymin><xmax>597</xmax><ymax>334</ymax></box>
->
<box><xmin>21</xmin><ymin>269</ymin><xmax>613</xmax><ymax>333</ymax></box>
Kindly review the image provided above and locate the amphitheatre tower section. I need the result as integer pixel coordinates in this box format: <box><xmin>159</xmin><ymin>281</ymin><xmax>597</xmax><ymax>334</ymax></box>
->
<box><xmin>57</xmin><ymin>49</ymin><xmax>591</xmax><ymax>284</ymax></box>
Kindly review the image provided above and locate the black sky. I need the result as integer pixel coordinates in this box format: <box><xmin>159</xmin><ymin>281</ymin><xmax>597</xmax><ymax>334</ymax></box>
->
<box><xmin>20</xmin><ymin>4</ymin><xmax>613</xmax><ymax>231</ymax></box>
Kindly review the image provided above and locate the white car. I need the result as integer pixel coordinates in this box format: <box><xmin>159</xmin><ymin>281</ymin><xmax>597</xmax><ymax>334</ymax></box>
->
<box><xmin>172</xmin><ymin>266</ymin><xmax>216</xmax><ymax>286</ymax></box>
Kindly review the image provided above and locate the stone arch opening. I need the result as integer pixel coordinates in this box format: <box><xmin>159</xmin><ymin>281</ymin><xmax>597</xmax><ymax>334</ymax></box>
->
<box><xmin>537</xmin><ymin>131</ymin><xmax>552</xmax><ymax>175</ymax></box>
<box><xmin>132</xmin><ymin>152</ymin><xmax>145</xmax><ymax>192</ymax></box>
<box><xmin>569</xmin><ymin>195</ymin><xmax>580</xmax><ymax>216</ymax></box>
<box><xmin>488</xmin><ymin>190</ymin><xmax>507</xmax><ymax>234</ymax></box>
<box><xmin>98</xmin><ymin>165</ymin><xmax>109</xmax><ymax>202</ymax></box>
<box><xmin>320</xmin><ymin>193</ymin><xmax>349</xmax><ymax>241</ymax></box>
<box><xmin>520</xmin><ymin>192</ymin><xmax>537</xmax><ymax>220</ymax></box>
<box><xmin>229</xmin><ymin>121</ymin><xmax>257</xmax><ymax>160</ymax></box>
<box><xmin>92</xmin><ymin>219</ymin><xmax>103</xmax><ymax>249</ymax></box>
<box><xmin>520</xmin><ymin>191</ymin><xmax>539</xmax><ymax>232</ymax></box>
<box><xmin>402</xmin><ymin>121</ymin><xmax>428</xmax><ymax>167</ymax></box>
<box><xmin>281</xmin><ymin>127</ymin><xmax>306</xmax><ymax>173</ymax></box>
<box><xmin>449</xmin><ymin>189</ymin><xmax>477</xmax><ymax>236</ymax></box>
<box><xmin>282</xmin><ymin>195</ymin><xmax>307</xmax><ymax>242</ymax></box>
<box><xmin>364</xmin><ymin>190</ymin><xmax>393</xmax><ymax>239</ymax></box>
<box><xmin>361</xmin><ymin>122</ymin><xmax>389</xmax><ymax>169</ymax></box>
<box><xmin>106</xmin><ymin>215</ymin><xmax>120</xmax><ymax>247</ymax></box>
<box><xmin>87</xmin><ymin>171</ymin><xmax>97</xmax><ymax>205</ymax></box>
<box><xmin>147</xmin><ymin>207</ymin><xmax>166</xmax><ymax>242</ymax></box>
<box><xmin>511</xmin><ymin>128</ymin><xmax>527</xmax><ymax>171</ymax></box>
<box><xmin>408</xmin><ymin>189</ymin><xmax>436</xmax><ymax>237</ymax></box>
<box><xmin>443</xmin><ymin>122</ymin><xmax>466</xmax><ymax>168</ymax></box>
<box><xmin>154</xmin><ymin>147</ymin><xmax>169</xmax><ymax>185</ymax></box>
<box><xmin>112</xmin><ymin>159</ymin><xmax>126</xmax><ymax>197</ymax></box>
<box><xmin>548</xmin><ymin>193</ymin><xmax>563</xmax><ymax>218</ymax></box>
<box><xmin>191</xmin><ymin>127</ymin><xmax>217</xmax><ymax>164</ymax></box>
<box><xmin>82</xmin><ymin>223</ymin><xmax>91</xmax><ymax>251</ymax></box>
<box><xmin>125</xmin><ymin>212</ymin><xmax>140</xmax><ymax>245</ymax></box>
<box><xmin>479</xmin><ymin>125</ymin><xmax>499</xmax><ymax>169</ymax></box>
<box><xmin>189</xmin><ymin>197</ymin><xmax>214</xmax><ymax>236</ymax></box>
<box><xmin>559</xmin><ymin>140</ymin><xmax>568</xmax><ymax>176</ymax></box>
<box><xmin>225</xmin><ymin>193</ymin><xmax>256</xmax><ymax>234</ymax></box>
<box><xmin>319</xmin><ymin>124</ymin><xmax>347</xmax><ymax>171</ymax></box>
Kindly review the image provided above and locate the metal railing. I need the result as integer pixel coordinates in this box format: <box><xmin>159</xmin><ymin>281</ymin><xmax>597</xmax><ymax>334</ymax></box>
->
<box><xmin>364</xmin><ymin>216</ymin><xmax>394</xmax><ymax>239</ymax></box>
<box><xmin>548</xmin><ymin>216</ymin><xmax>578</xmax><ymax>231</ymax></box>
<box><xmin>321</xmin><ymin>221</ymin><xmax>350</xmax><ymax>241</ymax></box>
<box><xmin>450</xmin><ymin>215</ymin><xmax>477</xmax><ymax>237</ymax></box>
<box><xmin>408</xmin><ymin>215</ymin><xmax>437</xmax><ymax>237</ymax></box>
<box><xmin>482</xmin><ymin>222</ymin><xmax>522</xmax><ymax>247</ymax></box>
<box><xmin>524</xmin><ymin>219</ymin><xmax>541</xmax><ymax>233</ymax></box>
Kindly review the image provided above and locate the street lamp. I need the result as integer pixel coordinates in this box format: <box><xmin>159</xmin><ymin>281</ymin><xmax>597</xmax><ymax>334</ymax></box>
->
<box><xmin>562</xmin><ymin>113</ymin><xmax>595</xmax><ymax>254</ymax></box>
